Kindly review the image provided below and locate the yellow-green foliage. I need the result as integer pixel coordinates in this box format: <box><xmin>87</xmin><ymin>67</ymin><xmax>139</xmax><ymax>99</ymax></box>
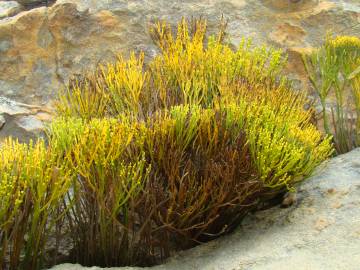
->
<box><xmin>245</xmin><ymin>101</ymin><xmax>332</xmax><ymax>189</ymax></box>
<box><xmin>329</xmin><ymin>35</ymin><xmax>360</xmax><ymax>63</ymax></box>
<box><xmin>303</xmin><ymin>35</ymin><xmax>360</xmax><ymax>153</ymax></box>
<box><xmin>0</xmin><ymin>138</ymin><xmax>71</xmax><ymax>270</ymax></box>
<box><xmin>1</xmin><ymin>18</ymin><xmax>334</xmax><ymax>268</ymax></box>
<box><xmin>104</xmin><ymin>53</ymin><xmax>148</xmax><ymax>117</ymax></box>
<box><xmin>57</xmin><ymin>78</ymin><xmax>109</xmax><ymax>120</ymax></box>
<box><xmin>48</xmin><ymin>118</ymin><xmax>151</xmax><ymax>266</ymax></box>
<box><xmin>51</xmin><ymin>17</ymin><xmax>333</xmax><ymax>267</ymax></box>
<box><xmin>55</xmin><ymin>19</ymin><xmax>288</xmax><ymax>119</ymax></box>
<box><xmin>48</xmin><ymin>95</ymin><xmax>332</xmax><ymax>265</ymax></box>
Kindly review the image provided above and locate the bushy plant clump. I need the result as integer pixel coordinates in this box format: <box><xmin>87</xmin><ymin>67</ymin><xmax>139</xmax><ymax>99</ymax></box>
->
<box><xmin>0</xmin><ymin>139</ymin><xmax>72</xmax><ymax>269</ymax></box>
<box><xmin>303</xmin><ymin>35</ymin><xmax>360</xmax><ymax>154</ymax></box>
<box><xmin>0</xmin><ymin>19</ymin><xmax>333</xmax><ymax>269</ymax></box>
<box><xmin>56</xmin><ymin>19</ymin><xmax>288</xmax><ymax>119</ymax></box>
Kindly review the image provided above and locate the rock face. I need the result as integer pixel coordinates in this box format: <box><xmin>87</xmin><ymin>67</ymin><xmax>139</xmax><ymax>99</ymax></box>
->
<box><xmin>0</xmin><ymin>1</ymin><xmax>23</xmax><ymax>19</ymax></box>
<box><xmin>0</xmin><ymin>0</ymin><xmax>359</xmax><ymax>140</ymax></box>
<box><xmin>49</xmin><ymin>148</ymin><xmax>360</xmax><ymax>270</ymax></box>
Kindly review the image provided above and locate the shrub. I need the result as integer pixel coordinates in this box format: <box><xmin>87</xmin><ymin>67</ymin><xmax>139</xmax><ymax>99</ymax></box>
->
<box><xmin>48</xmin><ymin>118</ymin><xmax>155</xmax><ymax>266</ymax></box>
<box><xmin>0</xmin><ymin>138</ymin><xmax>72</xmax><ymax>270</ymax></box>
<box><xmin>55</xmin><ymin>19</ymin><xmax>289</xmax><ymax>119</ymax></box>
<box><xmin>47</xmin><ymin>98</ymin><xmax>332</xmax><ymax>266</ymax></box>
<box><xmin>1</xmin><ymin>18</ymin><xmax>334</xmax><ymax>268</ymax></box>
<box><xmin>302</xmin><ymin>35</ymin><xmax>360</xmax><ymax>154</ymax></box>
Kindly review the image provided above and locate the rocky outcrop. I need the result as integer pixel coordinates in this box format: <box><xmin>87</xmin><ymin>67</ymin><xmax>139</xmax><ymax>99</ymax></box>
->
<box><xmin>0</xmin><ymin>0</ymin><xmax>359</xmax><ymax>139</ymax></box>
<box><xmin>0</xmin><ymin>1</ymin><xmax>23</xmax><ymax>19</ymax></box>
<box><xmin>49</xmin><ymin>147</ymin><xmax>360</xmax><ymax>270</ymax></box>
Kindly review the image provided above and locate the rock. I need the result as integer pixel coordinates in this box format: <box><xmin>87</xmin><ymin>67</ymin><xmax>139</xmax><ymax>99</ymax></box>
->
<box><xmin>0</xmin><ymin>2</ymin><xmax>131</xmax><ymax>105</ymax></box>
<box><xmin>0</xmin><ymin>96</ymin><xmax>32</xmax><ymax>115</ymax></box>
<box><xmin>281</xmin><ymin>191</ymin><xmax>297</xmax><ymax>208</ymax></box>
<box><xmin>0</xmin><ymin>113</ymin><xmax>46</xmax><ymax>143</ymax></box>
<box><xmin>0</xmin><ymin>1</ymin><xmax>23</xmax><ymax>19</ymax></box>
<box><xmin>0</xmin><ymin>114</ymin><xmax>5</xmax><ymax>129</ymax></box>
<box><xmin>261</xmin><ymin>0</ymin><xmax>320</xmax><ymax>12</ymax></box>
<box><xmin>269</xmin><ymin>22</ymin><xmax>306</xmax><ymax>47</ymax></box>
<box><xmin>15</xmin><ymin>115</ymin><xmax>44</xmax><ymax>132</ymax></box>
<box><xmin>0</xmin><ymin>96</ymin><xmax>51</xmax><ymax>142</ymax></box>
<box><xmin>49</xmin><ymin>148</ymin><xmax>360</xmax><ymax>270</ymax></box>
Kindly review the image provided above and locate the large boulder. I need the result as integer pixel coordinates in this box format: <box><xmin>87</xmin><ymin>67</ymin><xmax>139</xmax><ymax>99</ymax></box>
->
<box><xmin>49</xmin><ymin>147</ymin><xmax>360</xmax><ymax>269</ymax></box>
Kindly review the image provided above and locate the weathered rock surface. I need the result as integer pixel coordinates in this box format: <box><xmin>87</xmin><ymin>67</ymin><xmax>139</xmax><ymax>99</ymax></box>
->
<box><xmin>49</xmin><ymin>148</ymin><xmax>360</xmax><ymax>270</ymax></box>
<box><xmin>0</xmin><ymin>1</ymin><xmax>23</xmax><ymax>19</ymax></box>
<box><xmin>0</xmin><ymin>0</ymin><xmax>359</xmax><ymax>140</ymax></box>
<box><xmin>0</xmin><ymin>96</ymin><xmax>51</xmax><ymax>142</ymax></box>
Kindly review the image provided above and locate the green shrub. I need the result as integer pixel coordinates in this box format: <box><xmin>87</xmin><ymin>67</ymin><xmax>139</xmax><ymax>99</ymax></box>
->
<box><xmin>55</xmin><ymin>19</ymin><xmax>289</xmax><ymax>119</ymax></box>
<box><xmin>48</xmin><ymin>118</ymin><xmax>152</xmax><ymax>266</ymax></box>
<box><xmin>302</xmin><ymin>35</ymin><xmax>360</xmax><ymax>154</ymax></box>
<box><xmin>0</xmin><ymin>18</ymin><xmax>334</xmax><ymax>268</ymax></box>
<box><xmin>47</xmin><ymin>98</ymin><xmax>332</xmax><ymax>266</ymax></box>
<box><xmin>0</xmin><ymin>138</ymin><xmax>72</xmax><ymax>270</ymax></box>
